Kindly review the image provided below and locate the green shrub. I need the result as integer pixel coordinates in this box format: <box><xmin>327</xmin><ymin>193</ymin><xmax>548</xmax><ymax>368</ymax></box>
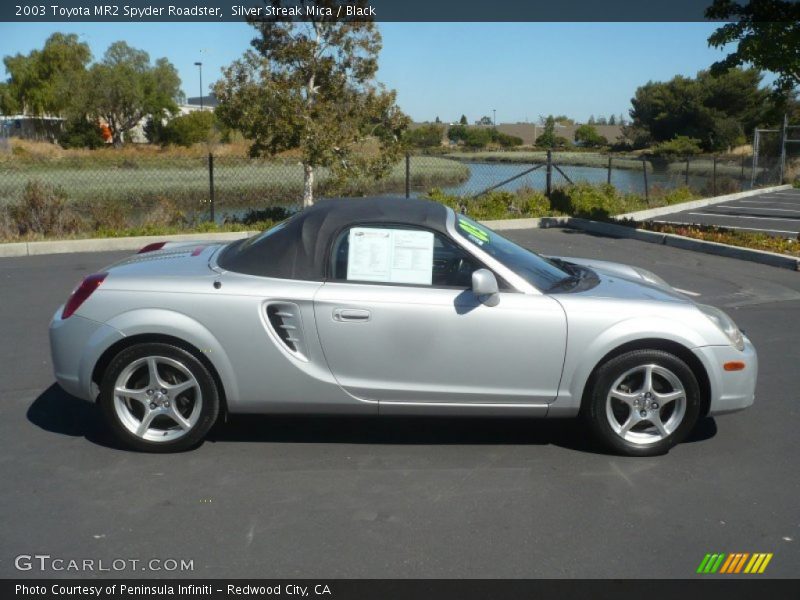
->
<box><xmin>659</xmin><ymin>186</ymin><xmax>695</xmax><ymax>205</ymax></box>
<box><xmin>156</xmin><ymin>111</ymin><xmax>216</xmax><ymax>147</ymax></box>
<box><xmin>404</xmin><ymin>124</ymin><xmax>444</xmax><ymax>148</ymax></box>
<box><xmin>445</xmin><ymin>125</ymin><xmax>521</xmax><ymax>149</ymax></box>
<box><xmin>426</xmin><ymin>187</ymin><xmax>552</xmax><ymax>220</ymax></box>
<box><xmin>651</xmin><ymin>135</ymin><xmax>703</xmax><ymax>157</ymax></box>
<box><xmin>493</xmin><ymin>131</ymin><xmax>523</xmax><ymax>147</ymax></box>
<box><xmin>463</xmin><ymin>128</ymin><xmax>493</xmax><ymax>148</ymax></box>
<box><xmin>574</xmin><ymin>124</ymin><xmax>607</xmax><ymax>148</ymax></box>
<box><xmin>549</xmin><ymin>183</ymin><xmax>625</xmax><ymax>219</ymax></box>
<box><xmin>59</xmin><ymin>119</ymin><xmax>106</xmax><ymax>149</ymax></box>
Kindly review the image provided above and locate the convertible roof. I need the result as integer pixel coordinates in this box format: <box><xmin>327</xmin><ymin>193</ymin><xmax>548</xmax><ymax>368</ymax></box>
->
<box><xmin>218</xmin><ymin>197</ymin><xmax>451</xmax><ymax>280</ymax></box>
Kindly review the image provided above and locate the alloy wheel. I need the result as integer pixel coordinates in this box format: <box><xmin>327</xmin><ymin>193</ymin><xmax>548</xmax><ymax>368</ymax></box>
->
<box><xmin>112</xmin><ymin>356</ymin><xmax>203</xmax><ymax>442</ymax></box>
<box><xmin>605</xmin><ymin>363</ymin><xmax>687</xmax><ymax>446</ymax></box>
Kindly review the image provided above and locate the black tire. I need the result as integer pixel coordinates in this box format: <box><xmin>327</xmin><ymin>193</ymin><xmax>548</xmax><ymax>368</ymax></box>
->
<box><xmin>586</xmin><ymin>349</ymin><xmax>701</xmax><ymax>457</ymax></box>
<box><xmin>98</xmin><ymin>343</ymin><xmax>220</xmax><ymax>453</ymax></box>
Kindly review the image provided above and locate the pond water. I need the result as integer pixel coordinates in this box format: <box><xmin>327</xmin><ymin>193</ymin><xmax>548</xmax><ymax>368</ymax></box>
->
<box><xmin>435</xmin><ymin>162</ymin><xmax>718</xmax><ymax>197</ymax></box>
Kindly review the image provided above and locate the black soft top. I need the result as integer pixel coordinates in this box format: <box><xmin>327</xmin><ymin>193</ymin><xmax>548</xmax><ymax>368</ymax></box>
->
<box><xmin>218</xmin><ymin>197</ymin><xmax>451</xmax><ymax>280</ymax></box>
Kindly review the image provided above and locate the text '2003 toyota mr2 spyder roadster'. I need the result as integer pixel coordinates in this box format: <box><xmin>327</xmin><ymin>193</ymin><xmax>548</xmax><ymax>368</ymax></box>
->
<box><xmin>49</xmin><ymin>197</ymin><xmax>757</xmax><ymax>455</ymax></box>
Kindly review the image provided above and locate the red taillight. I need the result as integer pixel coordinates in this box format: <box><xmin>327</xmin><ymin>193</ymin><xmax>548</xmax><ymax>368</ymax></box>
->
<box><xmin>137</xmin><ymin>242</ymin><xmax>167</xmax><ymax>254</ymax></box>
<box><xmin>62</xmin><ymin>273</ymin><xmax>107</xmax><ymax>319</ymax></box>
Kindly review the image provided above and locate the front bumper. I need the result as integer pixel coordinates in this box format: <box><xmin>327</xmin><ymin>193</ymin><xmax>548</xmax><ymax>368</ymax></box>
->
<box><xmin>693</xmin><ymin>335</ymin><xmax>758</xmax><ymax>416</ymax></box>
<box><xmin>49</xmin><ymin>308</ymin><xmax>124</xmax><ymax>401</ymax></box>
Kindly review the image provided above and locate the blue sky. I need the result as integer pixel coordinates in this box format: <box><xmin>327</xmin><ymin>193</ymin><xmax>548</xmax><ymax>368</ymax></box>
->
<box><xmin>0</xmin><ymin>21</ymin><xmax>763</xmax><ymax>123</ymax></box>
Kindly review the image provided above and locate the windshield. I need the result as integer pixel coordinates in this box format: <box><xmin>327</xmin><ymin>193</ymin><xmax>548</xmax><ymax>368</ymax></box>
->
<box><xmin>454</xmin><ymin>214</ymin><xmax>570</xmax><ymax>291</ymax></box>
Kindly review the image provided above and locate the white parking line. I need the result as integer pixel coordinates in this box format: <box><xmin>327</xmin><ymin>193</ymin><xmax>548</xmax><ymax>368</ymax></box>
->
<box><xmin>653</xmin><ymin>220</ymin><xmax>798</xmax><ymax>235</ymax></box>
<box><xmin>712</xmin><ymin>206</ymin><xmax>800</xmax><ymax>214</ymax></box>
<box><xmin>735</xmin><ymin>200</ymin><xmax>800</xmax><ymax>206</ymax></box>
<box><xmin>687</xmin><ymin>211</ymin><xmax>800</xmax><ymax>222</ymax></box>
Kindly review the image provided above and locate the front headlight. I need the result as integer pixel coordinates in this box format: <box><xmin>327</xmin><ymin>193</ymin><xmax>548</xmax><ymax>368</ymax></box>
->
<box><xmin>698</xmin><ymin>304</ymin><xmax>745</xmax><ymax>351</ymax></box>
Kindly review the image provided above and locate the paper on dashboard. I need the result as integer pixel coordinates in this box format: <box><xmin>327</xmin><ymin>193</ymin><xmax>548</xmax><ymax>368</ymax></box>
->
<box><xmin>347</xmin><ymin>227</ymin><xmax>434</xmax><ymax>284</ymax></box>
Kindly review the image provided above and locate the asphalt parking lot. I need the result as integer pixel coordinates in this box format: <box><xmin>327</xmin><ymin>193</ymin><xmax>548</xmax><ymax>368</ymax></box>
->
<box><xmin>651</xmin><ymin>187</ymin><xmax>800</xmax><ymax>237</ymax></box>
<box><xmin>0</xmin><ymin>228</ymin><xmax>798</xmax><ymax>579</ymax></box>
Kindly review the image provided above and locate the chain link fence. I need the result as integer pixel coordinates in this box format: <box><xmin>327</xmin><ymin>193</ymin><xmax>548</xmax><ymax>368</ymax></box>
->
<box><xmin>0</xmin><ymin>148</ymin><xmax>786</xmax><ymax>227</ymax></box>
<box><xmin>414</xmin><ymin>151</ymin><xmax>773</xmax><ymax>203</ymax></box>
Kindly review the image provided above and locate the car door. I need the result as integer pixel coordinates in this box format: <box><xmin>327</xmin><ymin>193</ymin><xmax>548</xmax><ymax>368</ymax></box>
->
<box><xmin>313</xmin><ymin>224</ymin><xmax>567</xmax><ymax>407</ymax></box>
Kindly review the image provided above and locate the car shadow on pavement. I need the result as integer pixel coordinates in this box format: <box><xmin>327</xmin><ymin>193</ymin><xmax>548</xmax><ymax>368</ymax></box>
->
<box><xmin>27</xmin><ymin>383</ymin><xmax>717</xmax><ymax>454</ymax></box>
<box><xmin>27</xmin><ymin>384</ymin><xmax>123</xmax><ymax>449</ymax></box>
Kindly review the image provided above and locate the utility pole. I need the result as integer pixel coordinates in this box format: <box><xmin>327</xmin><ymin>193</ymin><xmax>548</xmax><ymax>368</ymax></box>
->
<box><xmin>194</xmin><ymin>61</ymin><xmax>203</xmax><ymax>109</ymax></box>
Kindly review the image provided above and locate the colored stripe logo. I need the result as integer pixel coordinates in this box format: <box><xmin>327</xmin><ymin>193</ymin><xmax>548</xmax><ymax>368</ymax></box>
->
<box><xmin>696</xmin><ymin>552</ymin><xmax>773</xmax><ymax>574</ymax></box>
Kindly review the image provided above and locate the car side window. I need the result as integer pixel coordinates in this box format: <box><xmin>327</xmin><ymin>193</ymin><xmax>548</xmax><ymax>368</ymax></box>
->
<box><xmin>331</xmin><ymin>226</ymin><xmax>481</xmax><ymax>288</ymax></box>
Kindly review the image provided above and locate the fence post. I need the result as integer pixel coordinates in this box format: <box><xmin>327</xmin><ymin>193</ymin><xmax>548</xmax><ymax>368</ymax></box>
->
<box><xmin>405</xmin><ymin>153</ymin><xmax>411</xmax><ymax>199</ymax></box>
<box><xmin>642</xmin><ymin>157</ymin><xmax>649</xmax><ymax>205</ymax></box>
<box><xmin>208</xmin><ymin>152</ymin><xmax>215</xmax><ymax>223</ymax></box>
<box><xmin>712</xmin><ymin>155</ymin><xmax>717</xmax><ymax>196</ymax></box>
<box><xmin>546</xmin><ymin>150</ymin><xmax>553</xmax><ymax>197</ymax></box>
<box><xmin>779</xmin><ymin>113</ymin><xmax>788</xmax><ymax>184</ymax></box>
<box><xmin>740</xmin><ymin>153</ymin><xmax>745</xmax><ymax>189</ymax></box>
<box><xmin>607</xmin><ymin>155</ymin><xmax>612</xmax><ymax>185</ymax></box>
<box><xmin>685</xmin><ymin>156</ymin><xmax>690</xmax><ymax>187</ymax></box>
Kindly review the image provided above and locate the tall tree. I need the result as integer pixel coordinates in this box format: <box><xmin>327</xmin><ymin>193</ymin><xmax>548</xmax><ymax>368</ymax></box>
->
<box><xmin>630</xmin><ymin>68</ymin><xmax>772</xmax><ymax>151</ymax></box>
<box><xmin>574</xmin><ymin>124</ymin><xmax>607</xmax><ymax>148</ymax></box>
<box><xmin>706</xmin><ymin>0</ymin><xmax>800</xmax><ymax>94</ymax></box>
<box><xmin>459</xmin><ymin>114</ymin><xmax>468</xmax><ymax>125</ymax></box>
<box><xmin>214</xmin><ymin>0</ymin><xmax>408</xmax><ymax>207</ymax></box>
<box><xmin>86</xmin><ymin>42</ymin><xmax>182</xmax><ymax>144</ymax></box>
<box><xmin>0</xmin><ymin>32</ymin><xmax>90</xmax><ymax>116</ymax></box>
<box><xmin>536</xmin><ymin>115</ymin><xmax>557</xmax><ymax>148</ymax></box>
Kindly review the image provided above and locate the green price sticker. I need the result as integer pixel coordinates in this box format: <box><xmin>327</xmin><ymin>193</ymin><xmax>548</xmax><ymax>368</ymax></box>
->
<box><xmin>458</xmin><ymin>219</ymin><xmax>490</xmax><ymax>243</ymax></box>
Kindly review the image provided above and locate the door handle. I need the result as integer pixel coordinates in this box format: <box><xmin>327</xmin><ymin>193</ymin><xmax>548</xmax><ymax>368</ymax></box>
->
<box><xmin>332</xmin><ymin>308</ymin><xmax>371</xmax><ymax>322</ymax></box>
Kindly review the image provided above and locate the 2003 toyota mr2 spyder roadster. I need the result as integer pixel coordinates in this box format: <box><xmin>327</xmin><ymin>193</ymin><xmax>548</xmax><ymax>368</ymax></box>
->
<box><xmin>49</xmin><ymin>197</ymin><xmax>757</xmax><ymax>455</ymax></box>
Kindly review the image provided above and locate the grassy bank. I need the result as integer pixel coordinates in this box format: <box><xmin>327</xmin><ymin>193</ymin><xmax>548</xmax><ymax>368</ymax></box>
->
<box><xmin>0</xmin><ymin>141</ymin><xmax>469</xmax><ymax>209</ymax></box>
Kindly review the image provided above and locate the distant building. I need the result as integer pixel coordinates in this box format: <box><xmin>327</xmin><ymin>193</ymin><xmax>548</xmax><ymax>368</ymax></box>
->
<box><xmin>0</xmin><ymin>115</ymin><xmax>65</xmax><ymax>142</ymax></box>
<box><xmin>186</xmin><ymin>93</ymin><xmax>219</xmax><ymax>109</ymax></box>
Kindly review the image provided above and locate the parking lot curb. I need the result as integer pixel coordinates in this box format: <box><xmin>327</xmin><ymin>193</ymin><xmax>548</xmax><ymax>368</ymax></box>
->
<box><xmin>2</xmin><ymin>230</ymin><xmax>259</xmax><ymax>257</ymax></box>
<box><xmin>478</xmin><ymin>216</ymin><xmax>570</xmax><ymax>231</ymax></box>
<box><xmin>565</xmin><ymin>218</ymin><xmax>800</xmax><ymax>271</ymax></box>
<box><xmin>616</xmin><ymin>184</ymin><xmax>793</xmax><ymax>221</ymax></box>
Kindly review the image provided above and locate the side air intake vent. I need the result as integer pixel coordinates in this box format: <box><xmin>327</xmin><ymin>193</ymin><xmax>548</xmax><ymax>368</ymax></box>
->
<box><xmin>265</xmin><ymin>302</ymin><xmax>308</xmax><ymax>361</ymax></box>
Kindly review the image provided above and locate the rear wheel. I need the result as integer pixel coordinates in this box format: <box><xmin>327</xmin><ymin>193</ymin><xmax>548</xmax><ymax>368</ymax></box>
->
<box><xmin>587</xmin><ymin>350</ymin><xmax>701</xmax><ymax>456</ymax></box>
<box><xmin>99</xmin><ymin>343</ymin><xmax>219</xmax><ymax>452</ymax></box>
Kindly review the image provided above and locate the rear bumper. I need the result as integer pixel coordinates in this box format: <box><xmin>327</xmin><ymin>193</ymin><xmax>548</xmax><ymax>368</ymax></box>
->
<box><xmin>693</xmin><ymin>336</ymin><xmax>758</xmax><ymax>416</ymax></box>
<box><xmin>49</xmin><ymin>308</ymin><xmax>124</xmax><ymax>401</ymax></box>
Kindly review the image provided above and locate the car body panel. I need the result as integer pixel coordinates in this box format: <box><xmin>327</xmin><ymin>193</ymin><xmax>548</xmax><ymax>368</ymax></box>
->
<box><xmin>314</xmin><ymin>282</ymin><xmax>567</xmax><ymax>405</ymax></box>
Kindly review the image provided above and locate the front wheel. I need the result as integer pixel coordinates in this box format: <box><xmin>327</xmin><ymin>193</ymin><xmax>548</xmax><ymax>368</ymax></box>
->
<box><xmin>99</xmin><ymin>343</ymin><xmax>220</xmax><ymax>452</ymax></box>
<box><xmin>586</xmin><ymin>350</ymin><xmax>701</xmax><ymax>456</ymax></box>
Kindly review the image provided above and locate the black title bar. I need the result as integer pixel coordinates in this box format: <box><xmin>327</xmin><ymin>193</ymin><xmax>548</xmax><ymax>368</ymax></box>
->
<box><xmin>0</xmin><ymin>0</ymin><xmax>773</xmax><ymax>23</ymax></box>
<box><xmin>4</xmin><ymin>579</ymin><xmax>799</xmax><ymax>600</ymax></box>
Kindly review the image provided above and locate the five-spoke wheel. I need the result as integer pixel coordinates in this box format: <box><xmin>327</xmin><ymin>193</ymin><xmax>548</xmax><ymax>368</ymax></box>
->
<box><xmin>100</xmin><ymin>343</ymin><xmax>219</xmax><ymax>452</ymax></box>
<box><xmin>588</xmin><ymin>350</ymin><xmax>701</xmax><ymax>456</ymax></box>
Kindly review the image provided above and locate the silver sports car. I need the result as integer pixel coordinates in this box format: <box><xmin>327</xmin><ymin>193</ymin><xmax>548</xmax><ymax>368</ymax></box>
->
<box><xmin>49</xmin><ymin>197</ymin><xmax>757</xmax><ymax>455</ymax></box>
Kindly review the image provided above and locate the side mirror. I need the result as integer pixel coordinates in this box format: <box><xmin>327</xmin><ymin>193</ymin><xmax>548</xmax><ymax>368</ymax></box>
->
<box><xmin>472</xmin><ymin>269</ymin><xmax>499</xmax><ymax>305</ymax></box>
